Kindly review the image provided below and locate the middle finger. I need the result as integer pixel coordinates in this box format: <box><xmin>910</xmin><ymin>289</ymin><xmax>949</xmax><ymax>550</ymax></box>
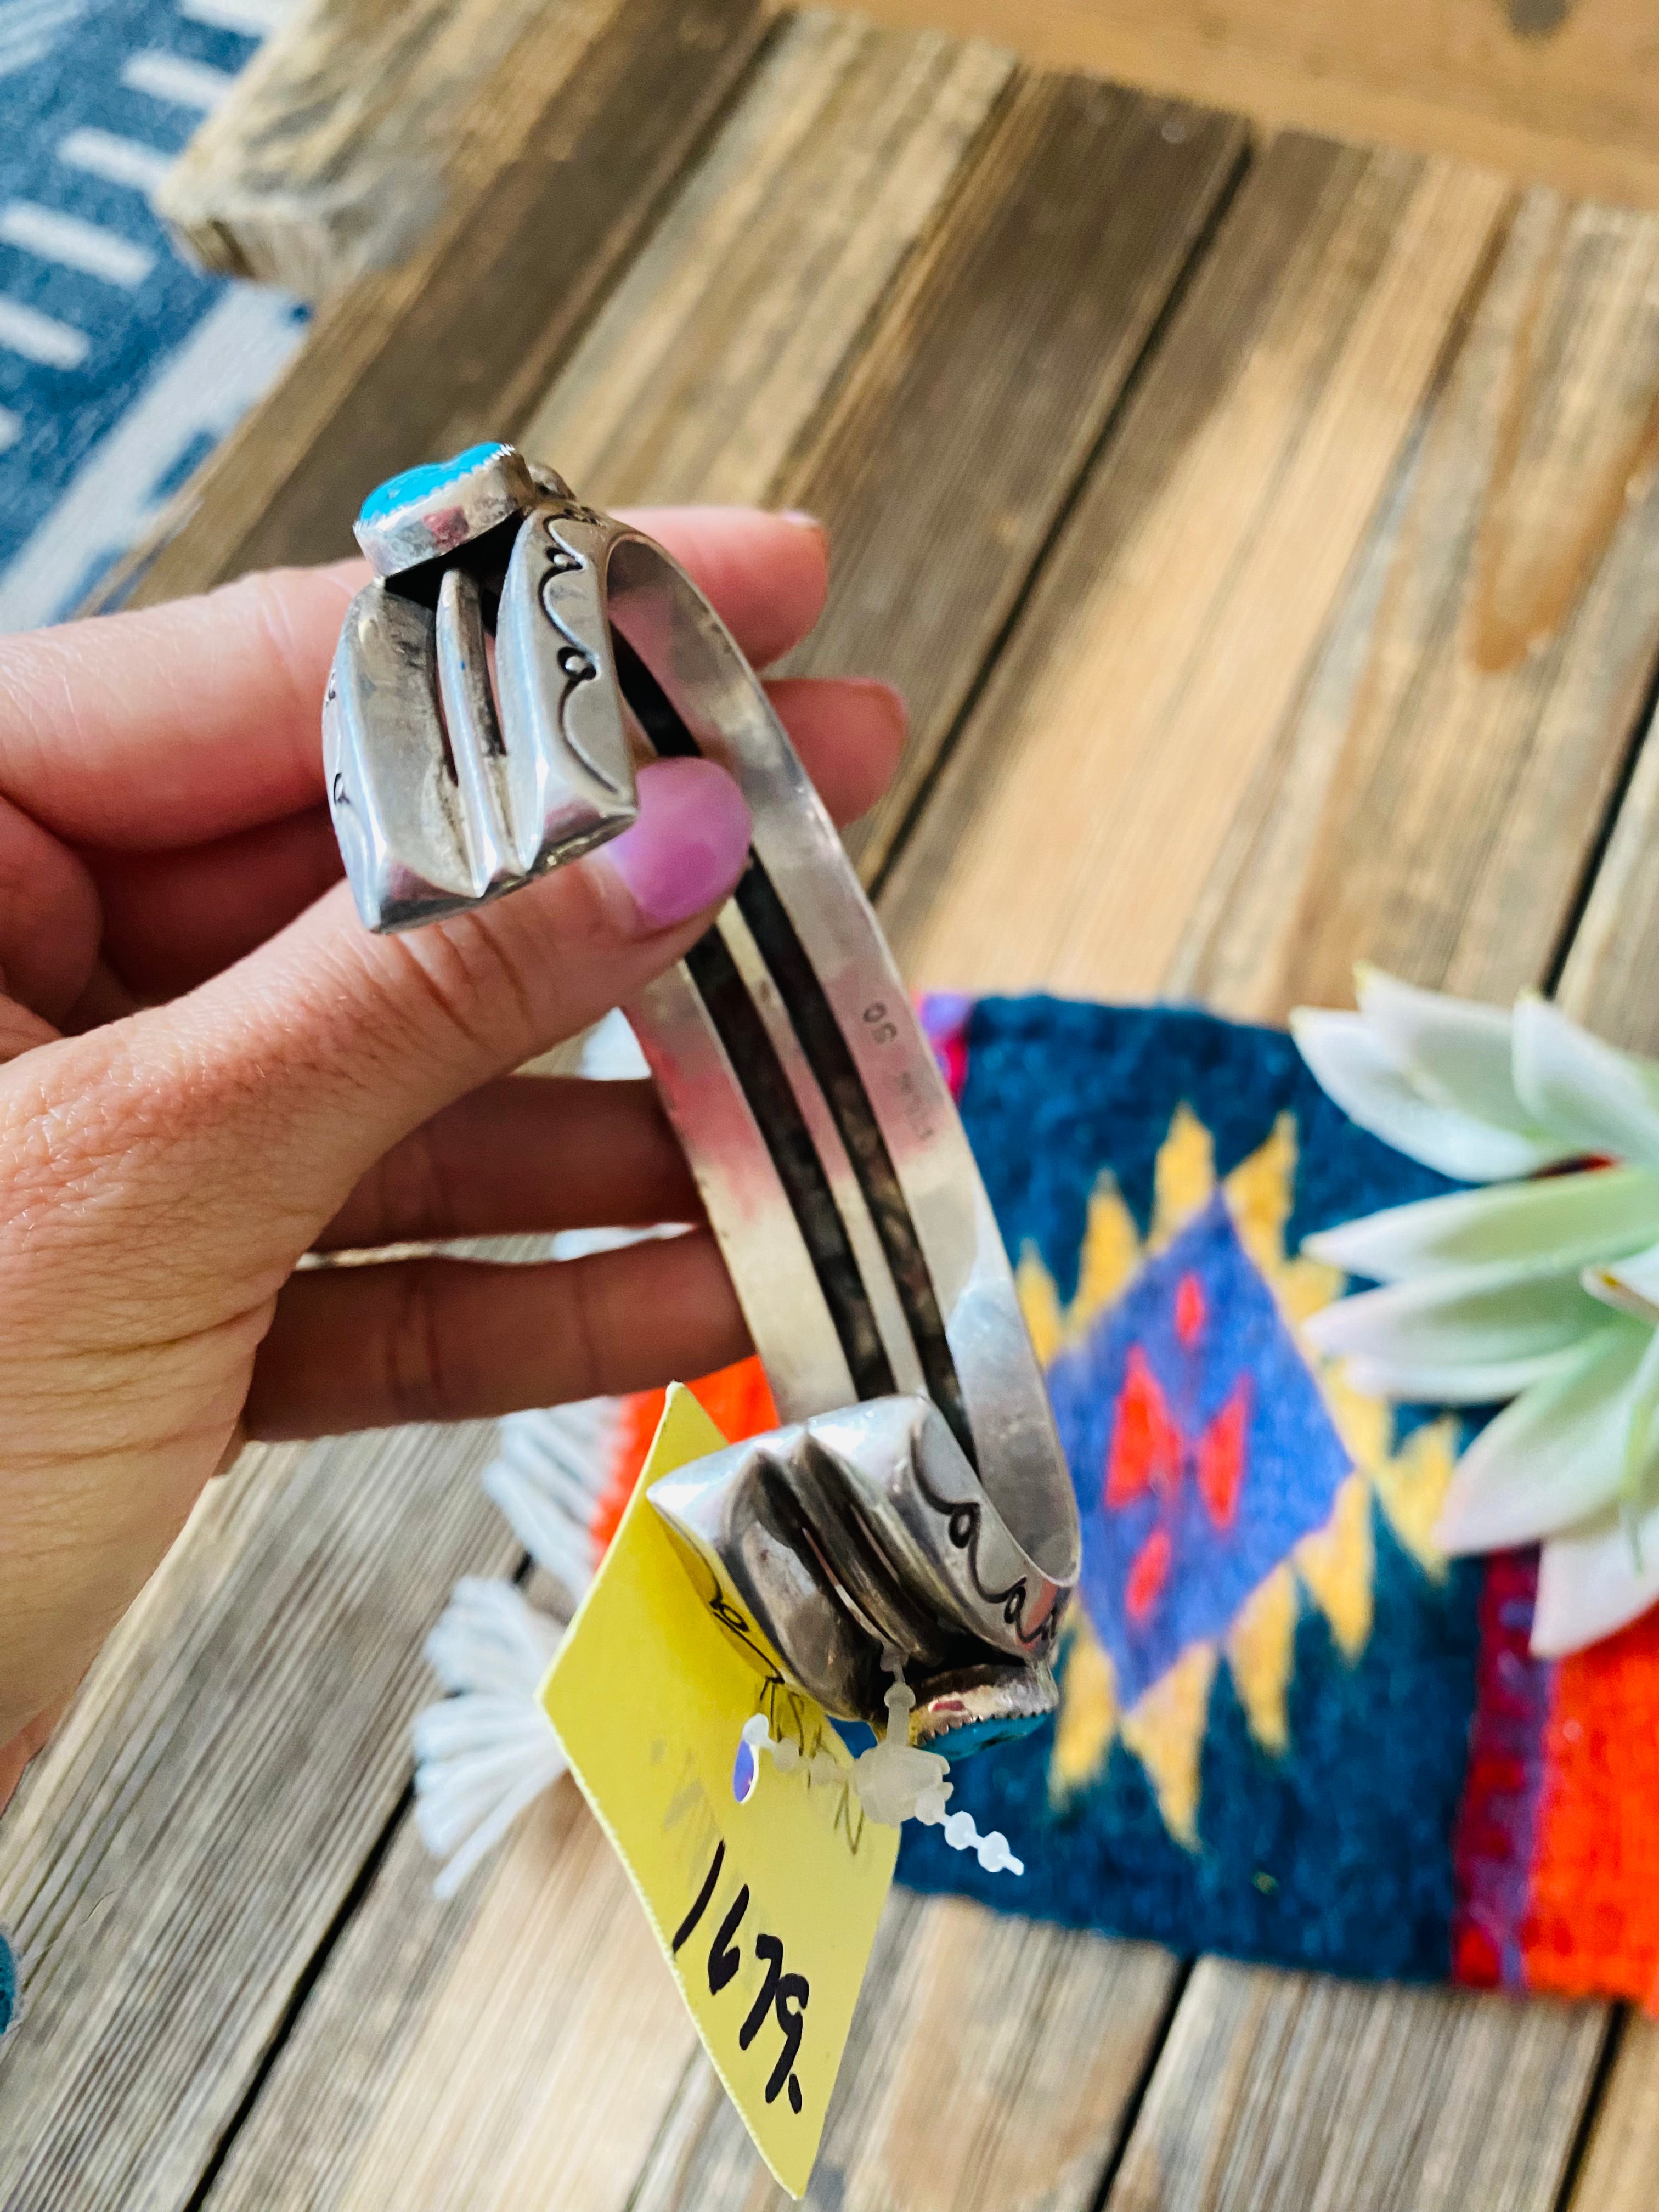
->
<box><xmin>316</xmin><ymin>1076</ymin><xmax>698</xmax><ymax>1251</ymax></box>
<box><xmin>87</xmin><ymin>674</ymin><xmax>905</xmax><ymax>1001</ymax></box>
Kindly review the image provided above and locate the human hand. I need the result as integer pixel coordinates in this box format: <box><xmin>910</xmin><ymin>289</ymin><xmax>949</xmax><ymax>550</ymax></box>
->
<box><xmin>0</xmin><ymin>507</ymin><xmax>903</xmax><ymax>1795</ymax></box>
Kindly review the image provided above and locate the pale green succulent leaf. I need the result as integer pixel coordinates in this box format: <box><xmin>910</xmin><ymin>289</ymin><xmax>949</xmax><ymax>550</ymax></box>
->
<box><xmin>1305</xmin><ymin>1262</ymin><xmax>1605</xmax><ymax>1365</ymax></box>
<box><xmin>1584</xmin><ymin>1238</ymin><xmax>1659</xmax><ymax>1327</ymax></box>
<box><xmin>1304</xmin><ymin>1167</ymin><xmax>1659</xmax><ymax>1284</ymax></box>
<box><xmin>1340</xmin><ymin>1345</ymin><xmax>1593</xmax><ymax>1404</ymax></box>
<box><xmin>1619</xmin><ymin>1325</ymin><xmax>1659</xmax><ymax>1536</ymax></box>
<box><xmin>1513</xmin><ymin>993</ymin><xmax>1659</xmax><ymax>1170</ymax></box>
<box><xmin>1583</xmin><ymin>1268</ymin><xmax>1659</xmax><ymax>1325</ymax></box>
<box><xmin>1353</xmin><ymin>965</ymin><xmax>1540</xmax><ymax>1132</ymax></box>
<box><xmin>1307</xmin><ymin>1262</ymin><xmax>1604</xmax><ymax>1401</ymax></box>
<box><xmin>1434</xmin><ymin>1323</ymin><xmax>1647</xmax><ymax>1553</ymax></box>
<box><xmin>1534</xmin><ymin>1500</ymin><xmax>1659</xmax><ymax>1655</ymax></box>
<box><xmin>1290</xmin><ymin>1008</ymin><xmax>1569</xmax><ymax>1183</ymax></box>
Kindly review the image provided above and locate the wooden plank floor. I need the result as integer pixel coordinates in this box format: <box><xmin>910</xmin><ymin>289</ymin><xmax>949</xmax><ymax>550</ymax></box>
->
<box><xmin>6</xmin><ymin>5</ymin><xmax>1659</xmax><ymax>2204</ymax></box>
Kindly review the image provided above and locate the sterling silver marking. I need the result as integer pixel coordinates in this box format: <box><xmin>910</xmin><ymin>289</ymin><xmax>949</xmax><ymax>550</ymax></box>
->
<box><xmin>326</xmin><ymin>444</ymin><xmax>1081</xmax><ymax>1752</ymax></box>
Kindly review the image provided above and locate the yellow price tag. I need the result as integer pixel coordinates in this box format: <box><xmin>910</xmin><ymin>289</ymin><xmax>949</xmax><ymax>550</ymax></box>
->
<box><xmin>540</xmin><ymin>1384</ymin><xmax>898</xmax><ymax>2198</ymax></box>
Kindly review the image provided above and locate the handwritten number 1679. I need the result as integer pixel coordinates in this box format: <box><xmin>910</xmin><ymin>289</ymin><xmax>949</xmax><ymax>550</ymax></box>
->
<box><xmin>672</xmin><ymin>1840</ymin><xmax>809</xmax><ymax>2114</ymax></box>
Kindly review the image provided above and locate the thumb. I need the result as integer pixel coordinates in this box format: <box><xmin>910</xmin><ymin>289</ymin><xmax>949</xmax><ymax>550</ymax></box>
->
<box><xmin>119</xmin><ymin>753</ymin><xmax>750</xmax><ymax>1246</ymax></box>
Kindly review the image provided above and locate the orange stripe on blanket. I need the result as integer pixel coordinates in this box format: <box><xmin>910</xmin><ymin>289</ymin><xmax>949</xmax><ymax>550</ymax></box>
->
<box><xmin>591</xmin><ymin>1357</ymin><xmax>778</xmax><ymax>1560</ymax></box>
<box><xmin>1522</xmin><ymin>1604</ymin><xmax>1659</xmax><ymax>2004</ymax></box>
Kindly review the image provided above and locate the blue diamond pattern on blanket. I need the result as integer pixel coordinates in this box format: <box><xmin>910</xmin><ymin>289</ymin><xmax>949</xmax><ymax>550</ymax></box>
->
<box><xmin>1052</xmin><ymin>1189</ymin><xmax>1353</xmax><ymax>1708</ymax></box>
<box><xmin>895</xmin><ymin>996</ymin><xmax>1485</xmax><ymax>1983</ymax></box>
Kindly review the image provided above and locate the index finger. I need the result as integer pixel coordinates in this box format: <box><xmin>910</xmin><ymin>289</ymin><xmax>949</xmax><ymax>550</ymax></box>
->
<box><xmin>0</xmin><ymin>507</ymin><xmax>830</xmax><ymax>851</ymax></box>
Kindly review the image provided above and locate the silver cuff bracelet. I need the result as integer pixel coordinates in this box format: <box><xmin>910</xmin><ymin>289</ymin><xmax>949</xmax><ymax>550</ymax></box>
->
<box><xmin>325</xmin><ymin>442</ymin><xmax>1080</xmax><ymax>1754</ymax></box>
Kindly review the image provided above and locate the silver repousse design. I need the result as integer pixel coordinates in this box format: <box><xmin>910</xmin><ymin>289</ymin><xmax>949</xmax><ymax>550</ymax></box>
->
<box><xmin>647</xmin><ymin>1398</ymin><xmax>1064</xmax><ymax>1739</ymax></box>
<box><xmin>326</xmin><ymin>453</ymin><xmax>636</xmax><ymax>930</ymax></box>
<box><xmin>325</xmin><ymin>445</ymin><xmax>1081</xmax><ymax>1751</ymax></box>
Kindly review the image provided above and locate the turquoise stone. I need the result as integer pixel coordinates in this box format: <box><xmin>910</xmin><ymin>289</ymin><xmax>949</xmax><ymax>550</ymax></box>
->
<box><xmin>0</xmin><ymin>1927</ymin><xmax>16</xmax><ymax>2036</ymax></box>
<box><xmin>935</xmin><ymin>1709</ymin><xmax>1046</xmax><ymax>1760</ymax></box>
<box><xmin>357</xmin><ymin>443</ymin><xmax>507</xmax><ymax>525</ymax></box>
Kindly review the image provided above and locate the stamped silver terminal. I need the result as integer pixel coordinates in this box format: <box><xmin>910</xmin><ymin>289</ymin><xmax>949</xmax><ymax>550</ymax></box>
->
<box><xmin>326</xmin><ymin>448</ymin><xmax>634</xmax><ymax>929</ymax></box>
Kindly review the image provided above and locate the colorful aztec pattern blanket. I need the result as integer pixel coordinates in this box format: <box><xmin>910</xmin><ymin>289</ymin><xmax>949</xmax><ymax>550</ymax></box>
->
<box><xmin>571</xmin><ymin>996</ymin><xmax>1659</xmax><ymax>2006</ymax></box>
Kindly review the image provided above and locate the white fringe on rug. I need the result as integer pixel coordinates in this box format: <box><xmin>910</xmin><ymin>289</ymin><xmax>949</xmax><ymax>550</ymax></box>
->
<box><xmin>482</xmin><ymin>1396</ymin><xmax>619</xmax><ymax>1606</ymax></box>
<box><xmin>413</xmin><ymin>1390</ymin><xmax>617</xmax><ymax>1898</ymax></box>
<box><xmin>413</xmin><ymin>1577</ymin><xmax>569</xmax><ymax>1899</ymax></box>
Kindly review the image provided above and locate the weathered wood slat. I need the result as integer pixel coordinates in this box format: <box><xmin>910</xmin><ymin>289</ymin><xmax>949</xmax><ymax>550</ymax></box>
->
<box><xmin>836</xmin><ymin>0</ymin><xmax>1659</xmax><ymax>213</ymax></box>
<box><xmin>781</xmin><ymin>80</ymin><xmax>1248</xmax><ymax>877</ymax></box>
<box><xmin>0</xmin><ymin>1442</ymin><xmax>303</xmax><ymax>1841</ymax></box>
<box><xmin>1173</xmin><ymin>184</ymin><xmax>1659</xmax><ymax>1020</ymax></box>
<box><xmin>0</xmin><ymin>1424</ymin><xmax>520</xmax><ymax>2210</ymax></box>
<box><xmin>1563</xmin><ymin>2014</ymin><xmax>1657</xmax><ymax>2211</ymax></box>
<box><xmin>210</xmin><ymin>1731</ymin><xmax>700</xmax><ymax>2212</ymax></box>
<box><xmin>1106</xmin><ymin>1962</ymin><xmax>1605</xmax><ymax>2212</ymax></box>
<box><xmin>1554</xmin><ymin>695</ymin><xmax>1659</xmax><ymax>1054</ymax></box>
<box><xmin>628</xmin><ymin>1894</ymin><xmax>1174</xmax><ymax>2212</ymax></box>
<box><xmin>1165</xmin><ymin>245</ymin><xmax>1659</xmax><ymax>2212</ymax></box>
<box><xmin>512</xmin><ymin>14</ymin><xmax>1018</xmax><ymax>499</ymax></box>
<box><xmin>1162</xmin><ymin>274</ymin><xmax>1659</xmax><ymax>2212</ymax></box>
<box><xmin>156</xmin><ymin>0</ymin><xmax>610</xmax><ymax>300</ymax></box>
<box><xmin>110</xmin><ymin>0</ymin><xmax>770</xmax><ymax>608</ymax></box>
<box><xmin>883</xmin><ymin>134</ymin><xmax>1513</xmax><ymax>987</ymax></box>
<box><xmin>1530</xmin><ymin>239</ymin><xmax>1659</xmax><ymax>2212</ymax></box>
<box><xmin>184</xmin><ymin>63</ymin><xmax>1244</xmax><ymax>2212</ymax></box>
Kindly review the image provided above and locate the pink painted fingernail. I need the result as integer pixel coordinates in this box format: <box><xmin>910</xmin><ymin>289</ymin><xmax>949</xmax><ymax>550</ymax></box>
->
<box><xmin>595</xmin><ymin>757</ymin><xmax>751</xmax><ymax>932</ymax></box>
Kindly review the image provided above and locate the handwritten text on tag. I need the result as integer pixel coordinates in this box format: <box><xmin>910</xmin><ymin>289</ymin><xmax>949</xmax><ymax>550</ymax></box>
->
<box><xmin>540</xmin><ymin>1385</ymin><xmax>898</xmax><ymax>2197</ymax></box>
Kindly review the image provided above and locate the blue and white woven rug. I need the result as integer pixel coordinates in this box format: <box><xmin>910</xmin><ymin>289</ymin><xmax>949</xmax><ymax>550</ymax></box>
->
<box><xmin>0</xmin><ymin>0</ymin><xmax>300</xmax><ymax>630</ymax></box>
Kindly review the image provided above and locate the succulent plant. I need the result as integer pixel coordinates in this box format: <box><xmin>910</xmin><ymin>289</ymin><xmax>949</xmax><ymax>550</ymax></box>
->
<box><xmin>1292</xmin><ymin>967</ymin><xmax>1659</xmax><ymax>1656</ymax></box>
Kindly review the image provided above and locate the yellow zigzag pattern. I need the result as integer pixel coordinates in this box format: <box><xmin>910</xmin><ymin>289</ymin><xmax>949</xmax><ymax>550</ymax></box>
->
<box><xmin>1031</xmin><ymin>1106</ymin><xmax>1458</xmax><ymax>1848</ymax></box>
